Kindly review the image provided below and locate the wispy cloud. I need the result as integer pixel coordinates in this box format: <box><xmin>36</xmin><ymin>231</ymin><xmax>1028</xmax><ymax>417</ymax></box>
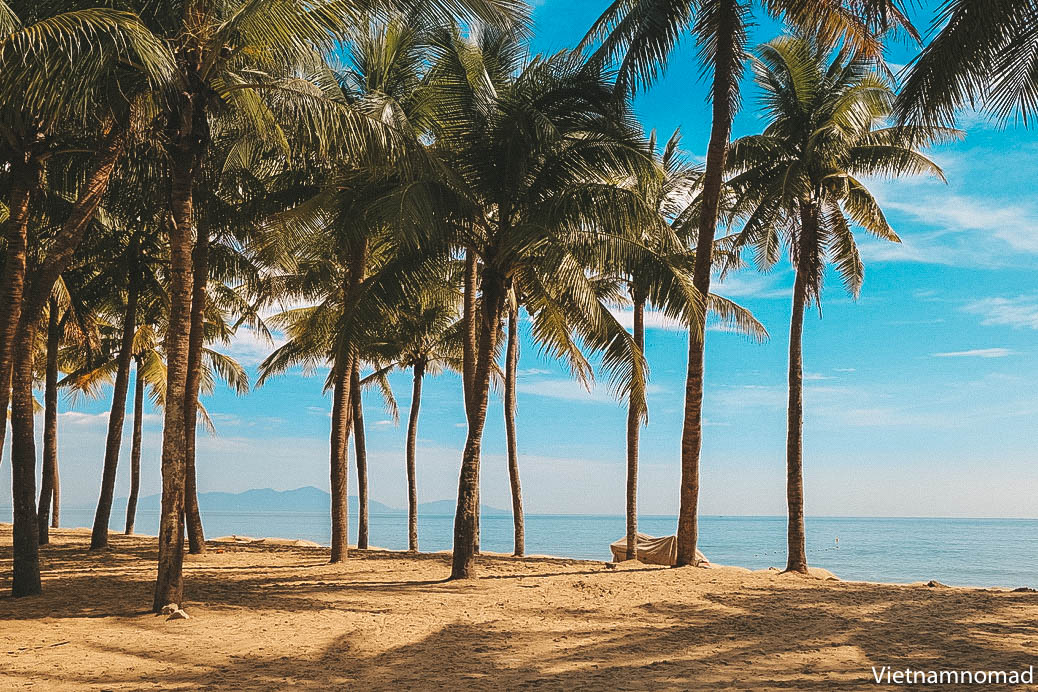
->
<box><xmin>932</xmin><ymin>348</ymin><xmax>1014</xmax><ymax>358</ymax></box>
<box><xmin>964</xmin><ymin>296</ymin><xmax>1038</xmax><ymax>330</ymax></box>
<box><xmin>222</xmin><ymin>326</ymin><xmax>288</xmax><ymax>367</ymax></box>
<box><xmin>517</xmin><ymin>377</ymin><xmax>664</xmax><ymax>404</ymax></box>
<box><xmin>712</xmin><ymin>271</ymin><xmax>789</xmax><ymax>299</ymax></box>
<box><xmin>861</xmin><ymin>155</ymin><xmax>1038</xmax><ymax>267</ymax></box>
<box><xmin>517</xmin><ymin>368</ymin><xmax>551</xmax><ymax>376</ymax></box>
<box><xmin>610</xmin><ymin>306</ymin><xmax>685</xmax><ymax>331</ymax></box>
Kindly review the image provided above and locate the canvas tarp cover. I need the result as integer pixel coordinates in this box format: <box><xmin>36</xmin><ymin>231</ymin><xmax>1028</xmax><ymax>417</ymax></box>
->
<box><xmin>609</xmin><ymin>532</ymin><xmax>709</xmax><ymax>566</ymax></box>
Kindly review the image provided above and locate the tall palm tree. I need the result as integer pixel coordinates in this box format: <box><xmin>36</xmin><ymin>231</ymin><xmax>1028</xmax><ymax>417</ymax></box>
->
<box><xmin>897</xmin><ymin>0</ymin><xmax>1038</xmax><ymax>127</ymax></box>
<box><xmin>618</xmin><ymin>129</ymin><xmax>700</xmax><ymax>560</ymax></box>
<box><xmin>580</xmin><ymin>0</ymin><xmax>917</xmax><ymax>567</ymax></box>
<box><xmin>0</xmin><ymin>2</ymin><xmax>173</xmax><ymax>597</ymax></box>
<box><xmin>502</xmin><ymin>288</ymin><xmax>524</xmax><ymax>556</ymax></box>
<box><xmin>615</xmin><ymin>129</ymin><xmax>766</xmax><ymax>561</ymax></box>
<box><xmin>726</xmin><ymin>36</ymin><xmax>954</xmax><ymax>572</ymax></box>
<box><xmin>421</xmin><ymin>26</ymin><xmax>686</xmax><ymax>579</ymax></box>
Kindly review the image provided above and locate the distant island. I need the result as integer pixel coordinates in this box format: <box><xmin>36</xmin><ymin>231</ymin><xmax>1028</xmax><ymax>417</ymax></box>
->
<box><xmin>112</xmin><ymin>486</ymin><xmax>510</xmax><ymax>517</ymax></box>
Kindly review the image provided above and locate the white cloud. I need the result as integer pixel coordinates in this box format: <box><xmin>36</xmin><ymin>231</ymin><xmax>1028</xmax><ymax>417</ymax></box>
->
<box><xmin>58</xmin><ymin>411</ymin><xmax>110</xmax><ymax>427</ymax></box>
<box><xmin>712</xmin><ymin>271</ymin><xmax>789</xmax><ymax>299</ymax></box>
<box><xmin>964</xmin><ymin>296</ymin><xmax>1038</xmax><ymax>330</ymax></box>
<box><xmin>610</xmin><ymin>306</ymin><xmax>685</xmax><ymax>331</ymax></box>
<box><xmin>932</xmin><ymin>348</ymin><xmax>1015</xmax><ymax>359</ymax></box>
<box><xmin>517</xmin><ymin>368</ymin><xmax>551</xmax><ymax>376</ymax></box>
<box><xmin>221</xmin><ymin>326</ymin><xmax>288</xmax><ymax>367</ymax></box>
<box><xmin>516</xmin><ymin>377</ymin><xmax>663</xmax><ymax>404</ymax></box>
<box><xmin>862</xmin><ymin>161</ymin><xmax>1038</xmax><ymax>267</ymax></box>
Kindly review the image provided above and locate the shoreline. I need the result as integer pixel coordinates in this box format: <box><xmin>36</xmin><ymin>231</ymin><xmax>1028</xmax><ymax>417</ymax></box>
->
<box><xmin>3</xmin><ymin>522</ymin><xmax>1031</xmax><ymax>593</ymax></box>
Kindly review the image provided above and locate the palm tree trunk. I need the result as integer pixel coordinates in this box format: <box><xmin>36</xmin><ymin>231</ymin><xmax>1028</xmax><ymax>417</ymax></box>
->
<box><xmin>676</xmin><ymin>2</ymin><xmax>739</xmax><ymax>567</ymax></box>
<box><xmin>406</xmin><ymin>359</ymin><xmax>424</xmax><ymax>552</ymax></box>
<box><xmin>785</xmin><ymin>266</ymin><xmax>809</xmax><ymax>573</ymax></box>
<box><xmin>463</xmin><ymin>252</ymin><xmax>481</xmax><ymax>551</ymax></box>
<box><xmin>462</xmin><ymin>250</ymin><xmax>477</xmax><ymax>408</ymax></box>
<box><xmin>184</xmin><ymin>227</ymin><xmax>209</xmax><ymax>555</ymax></box>
<box><xmin>504</xmin><ymin>296</ymin><xmax>524</xmax><ymax>557</ymax></box>
<box><xmin>329</xmin><ymin>357</ymin><xmax>353</xmax><ymax>563</ymax></box>
<box><xmin>625</xmin><ymin>291</ymin><xmax>646</xmax><ymax>561</ymax></box>
<box><xmin>784</xmin><ymin>203</ymin><xmax>816</xmax><ymax>574</ymax></box>
<box><xmin>51</xmin><ymin>463</ymin><xmax>60</xmax><ymax>529</ymax></box>
<box><xmin>0</xmin><ymin>155</ymin><xmax>39</xmax><ymax>471</ymax></box>
<box><xmin>125</xmin><ymin>356</ymin><xmax>144</xmax><ymax>535</ymax></box>
<box><xmin>154</xmin><ymin>103</ymin><xmax>200</xmax><ymax>612</ymax></box>
<box><xmin>329</xmin><ymin>240</ymin><xmax>366</xmax><ymax>563</ymax></box>
<box><xmin>10</xmin><ymin>316</ymin><xmax>41</xmax><ymax>596</ymax></box>
<box><xmin>91</xmin><ymin>282</ymin><xmax>139</xmax><ymax>550</ymax></box>
<box><xmin>451</xmin><ymin>274</ymin><xmax>505</xmax><ymax>579</ymax></box>
<box><xmin>351</xmin><ymin>362</ymin><xmax>368</xmax><ymax>550</ymax></box>
<box><xmin>38</xmin><ymin>298</ymin><xmax>60</xmax><ymax>545</ymax></box>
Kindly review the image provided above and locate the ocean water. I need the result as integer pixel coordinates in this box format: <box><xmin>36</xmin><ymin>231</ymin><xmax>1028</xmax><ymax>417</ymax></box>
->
<box><xmin>9</xmin><ymin>509</ymin><xmax>1037</xmax><ymax>589</ymax></box>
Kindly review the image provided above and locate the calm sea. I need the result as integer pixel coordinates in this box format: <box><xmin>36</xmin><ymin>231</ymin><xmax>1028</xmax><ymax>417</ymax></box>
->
<box><xmin>6</xmin><ymin>509</ymin><xmax>1037</xmax><ymax>589</ymax></box>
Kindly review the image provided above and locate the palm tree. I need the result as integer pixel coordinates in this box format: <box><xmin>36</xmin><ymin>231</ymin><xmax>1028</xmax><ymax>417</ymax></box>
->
<box><xmin>611</xmin><ymin>129</ymin><xmax>767</xmax><ymax>562</ymax></box>
<box><xmin>0</xmin><ymin>2</ymin><xmax>173</xmax><ymax>597</ymax></box>
<box><xmin>368</xmin><ymin>289</ymin><xmax>463</xmax><ymax>552</ymax></box>
<box><xmin>502</xmin><ymin>288</ymin><xmax>524</xmax><ymax>556</ymax></box>
<box><xmin>618</xmin><ymin>129</ymin><xmax>700</xmax><ymax>560</ymax></box>
<box><xmin>419</xmin><ymin>26</ymin><xmax>687</xmax><ymax>579</ymax></box>
<box><xmin>726</xmin><ymin>36</ymin><xmax>953</xmax><ymax>572</ymax></box>
<box><xmin>89</xmin><ymin>233</ymin><xmax>142</xmax><ymax>551</ymax></box>
<box><xmin>896</xmin><ymin>1</ymin><xmax>1038</xmax><ymax>127</ymax></box>
<box><xmin>580</xmin><ymin>0</ymin><xmax>918</xmax><ymax>567</ymax></box>
<box><xmin>257</xmin><ymin>215</ymin><xmax>429</xmax><ymax>562</ymax></box>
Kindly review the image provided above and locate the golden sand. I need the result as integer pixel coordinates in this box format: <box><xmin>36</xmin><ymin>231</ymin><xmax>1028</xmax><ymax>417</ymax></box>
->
<box><xmin>2</xmin><ymin>525</ymin><xmax>1035</xmax><ymax>690</ymax></box>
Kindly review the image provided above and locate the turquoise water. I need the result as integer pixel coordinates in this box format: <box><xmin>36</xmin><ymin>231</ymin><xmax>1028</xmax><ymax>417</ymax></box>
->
<box><xmin>12</xmin><ymin>509</ymin><xmax>1038</xmax><ymax>589</ymax></box>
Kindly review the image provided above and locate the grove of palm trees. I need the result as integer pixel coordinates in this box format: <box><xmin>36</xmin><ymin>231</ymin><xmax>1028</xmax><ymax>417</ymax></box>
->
<box><xmin>2</xmin><ymin>0</ymin><xmax>1037</xmax><ymax>688</ymax></box>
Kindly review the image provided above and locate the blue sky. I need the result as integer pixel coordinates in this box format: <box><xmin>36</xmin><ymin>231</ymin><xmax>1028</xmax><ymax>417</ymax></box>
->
<box><xmin>3</xmin><ymin>0</ymin><xmax>1037</xmax><ymax>518</ymax></box>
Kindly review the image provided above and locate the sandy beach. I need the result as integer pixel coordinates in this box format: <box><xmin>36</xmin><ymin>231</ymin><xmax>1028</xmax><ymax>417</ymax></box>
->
<box><xmin>2</xmin><ymin>524</ymin><xmax>1036</xmax><ymax>690</ymax></box>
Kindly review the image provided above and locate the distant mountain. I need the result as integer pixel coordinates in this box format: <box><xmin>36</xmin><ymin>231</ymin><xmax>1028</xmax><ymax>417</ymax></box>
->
<box><xmin>113</xmin><ymin>486</ymin><xmax>507</xmax><ymax>516</ymax></box>
<box><xmin>417</xmin><ymin>499</ymin><xmax>510</xmax><ymax>516</ymax></box>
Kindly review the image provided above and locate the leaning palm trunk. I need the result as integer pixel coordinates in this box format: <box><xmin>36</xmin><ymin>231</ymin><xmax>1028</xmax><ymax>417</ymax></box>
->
<box><xmin>406</xmin><ymin>360</ymin><xmax>424</xmax><ymax>552</ymax></box>
<box><xmin>0</xmin><ymin>156</ymin><xmax>39</xmax><ymax>472</ymax></box>
<box><xmin>38</xmin><ymin>298</ymin><xmax>61</xmax><ymax>545</ymax></box>
<box><xmin>676</xmin><ymin>4</ymin><xmax>738</xmax><ymax>568</ymax></box>
<box><xmin>504</xmin><ymin>297</ymin><xmax>524</xmax><ymax>557</ymax></box>
<box><xmin>154</xmin><ymin>105</ymin><xmax>200</xmax><ymax>612</ymax></box>
<box><xmin>184</xmin><ymin>229</ymin><xmax>209</xmax><ymax>555</ymax></box>
<box><xmin>451</xmin><ymin>277</ymin><xmax>505</xmax><ymax>579</ymax></box>
<box><xmin>91</xmin><ymin>283</ymin><xmax>139</xmax><ymax>550</ymax></box>
<box><xmin>351</xmin><ymin>363</ymin><xmax>369</xmax><ymax>550</ymax></box>
<box><xmin>784</xmin><ymin>204</ymin><xmax>815</xmax><ymax>574</ymax></box>
<box><xmin>10</xmin><ymin>127</ymin><xmax>124</xmax><ymax>596</ymax></box>
<box><xmin>125</xmin><ymin>357</ymin><xmax>144</xmax><ymax>535</ymax></box>
<box><xmin>625</xmin><ymin>292</ymin><xmax>646</xmax><ymax>560</ymax></box>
